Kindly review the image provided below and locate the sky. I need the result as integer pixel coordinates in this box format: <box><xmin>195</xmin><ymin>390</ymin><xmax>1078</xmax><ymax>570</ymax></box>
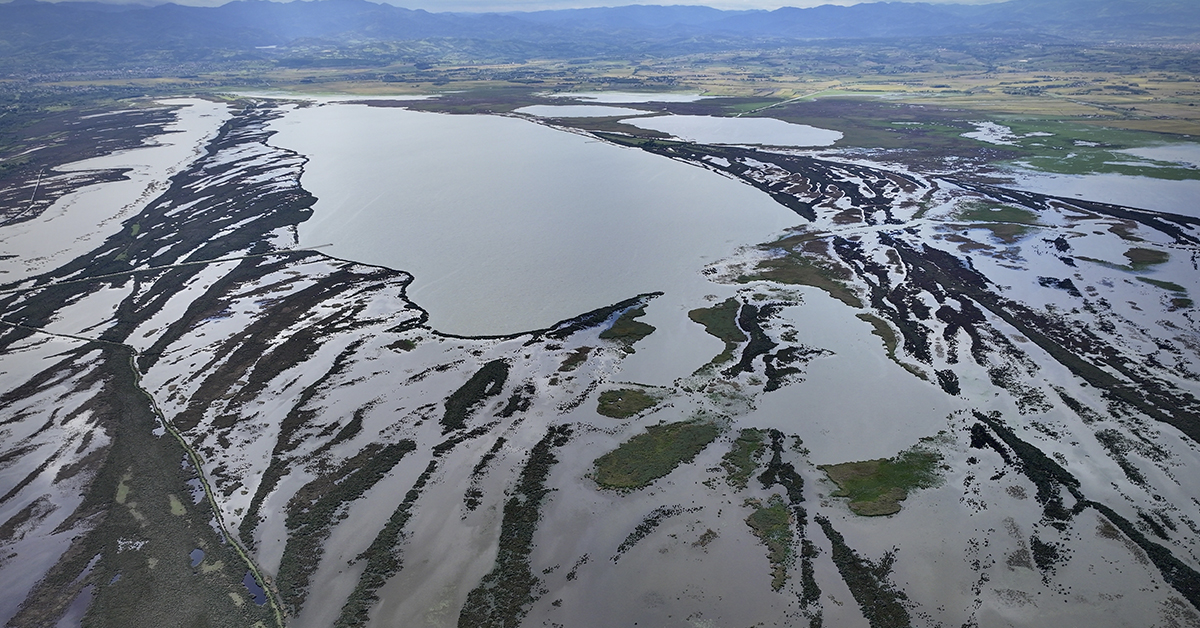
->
<box><xmin>392</xmin><ymin>0</ymin><xmax>1004</xmax><ymax>10</ymax></box>
<box><xmin>18</xmin><ymin>0</ymin><xmax>1008</xmax><ymax>11</ymax></box>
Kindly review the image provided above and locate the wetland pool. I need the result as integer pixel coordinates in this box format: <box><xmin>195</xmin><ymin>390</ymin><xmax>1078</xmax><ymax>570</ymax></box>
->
<box><xmin>514</xmin><ymin>105</ymin><xmax>653</xmax><ymax>117</ymax></box>
<box><xmin>620</xmin><ymin>114</ymin><xmax>842</xmax><ymax>147</ymax></box>
<box><xmin>1006</xmin><ymin>169</ymin><xmax>1200</xmax><ymax>217</ymax></box>
<box><xmin>270</xmin><ymin>104</ymin><xmax>798</xmax><ymax>336</ymax></box>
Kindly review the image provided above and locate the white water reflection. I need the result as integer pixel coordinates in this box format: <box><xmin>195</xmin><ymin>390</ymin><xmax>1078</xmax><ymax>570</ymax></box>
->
<box><xmin>515</xmin><ymin>105</ymin><xmax>652</xmax><ymax>118</ymax></box>
<box><xmin>741</xmin><ymin>288</ymin><xmax>962</xmax><ymax>465</ymax></box>
<box><xmin>269</xmin><ymin>104</ymin><xmax>799</xmax><ymax>336</ymax></box>
<box><xmin>550</xmin><ymin>91</ymin><xmax>708</xmax><ymax>103</ymax></box>
<box><xmin>1006</xmin><ymin>170</ymin><xmax>1200</xmax><ymax>218</ymax></box>
<box><xmin>621</xmin><ymin>114</ymin><xmax>842</xmax><ymax>147</ymax></box>
<box><xmin>1118</xmin><ymin>143</ymin><xmax>1200</xmax><ymax>169</ymax></box>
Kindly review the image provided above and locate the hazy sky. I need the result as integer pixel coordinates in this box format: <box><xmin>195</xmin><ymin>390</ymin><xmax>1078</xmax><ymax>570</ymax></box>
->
<box><xmin>393</xmin><ymin>0</ymin><xmax>1003</xmax><ymax>11</ymax></box>
<box><xmin>22</xmin><ymin>0</ymin><xmax>1007</xmax><ymax>11</ymax></box>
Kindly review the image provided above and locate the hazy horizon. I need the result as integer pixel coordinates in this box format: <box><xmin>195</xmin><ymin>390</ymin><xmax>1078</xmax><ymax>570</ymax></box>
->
<box><xmin>0</xmin><ymin>0</ymin><xmax>1011</xmax><ymax>13</ymax></box>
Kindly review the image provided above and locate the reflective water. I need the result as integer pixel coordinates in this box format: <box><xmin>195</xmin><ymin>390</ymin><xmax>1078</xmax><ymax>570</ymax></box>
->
<box><xmin>621</xmin><ymin>114</ymin><xmax>842</xmax><ymax>147</ymax></box>
<box><xmin>53</xmin><ymin>584</ymin><xmax>93</xmax><ymax>628</ymax></box>
<box><xmin>550</xmin><ymin>91</ymin><xmax>708</xmax><ymax>103</ymax></box>
<box><xmin>1118</xmin><ymin>143</ymin><xmax>1200</xmax><ymax>169</ymax></box>
<box><xmin>741</xmin><ymin>288</ymin><xmax>963</xmax><ymax>465</ymax></box>
<box><xmin>515</xmin><ymin>105</ymin><xmax>652</xmax><ymax>117</ymax></box>
<box><xmin>1006</xmin><ymin>170</ymin><xmax>1200</xmax><ymax>218</ymax></box>
<box><xmin>243</xmin><ymin>571</ymin><xmax>268</xmax><ymax>605</ymax></box>
<box><xmin>270</xmin><ymin>104</ymin><xmax>798</xmax><ymax>335</ymax></box>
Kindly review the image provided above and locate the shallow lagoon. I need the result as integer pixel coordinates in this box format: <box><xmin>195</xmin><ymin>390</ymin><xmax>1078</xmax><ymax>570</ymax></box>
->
<box><xmin>621</xmin><ymin>114</ymin><xmax>842</xmax><ymax>147</ymax></box>
<box><xmin>1007</xmin><ymin>169</ymin><xmax>1200</xmax><ymax>217</ymax></box>
<box><xmin>514</xmin><ymin>104</ymin><xmax>652</xmax><ymax>117</ymax></box>
<box><xmin>270</xmin><ymin>104</ymin><xmax>798</xmax><ymax>335</ymax></box>
<box><xmin>1118</xmin><ymin>143</ymin><xmax>1200</xmax><ymax>169</ymax></box>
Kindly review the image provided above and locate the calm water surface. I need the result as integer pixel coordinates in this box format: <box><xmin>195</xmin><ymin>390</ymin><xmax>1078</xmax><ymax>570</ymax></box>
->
<box><xmin>270</xmin><ymin>104</ymin><xmax>798</xmax><ymax>335</ymax></box>
<box><xmin>621</xmin><ymin>114</ymin><xmax>842</xmax><ymax>147</ymax></box>
<box><xmin>1118</xmin><ymin>143</ymin><xmax>1200</xmax><ymax>168</ymax></box>
<box><xmin>1007</xmin><ymin>170</ymin><xmax>1200</xmax><ymax>218</ymax></box>
<box><xmin>514</xmin><ymin>105</ymin><xmax>652</xmax><ymax>117</ymax></box>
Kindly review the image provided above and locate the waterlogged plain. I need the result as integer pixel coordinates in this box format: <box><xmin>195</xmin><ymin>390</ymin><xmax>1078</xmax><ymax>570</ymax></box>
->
<box><xmin>0</xmin><ymin>99</ymin><xmax>229</xmax><ymax>281</ymax></box>
<box><xmin>933</xmin><ymin>117</ymin><xmax>1200</xmax><ymax>215</ymax></box>
<box><xmin>3</xmin><ymin>82</ymin><xmax>1200</xmax><ymax>628</ymax></box>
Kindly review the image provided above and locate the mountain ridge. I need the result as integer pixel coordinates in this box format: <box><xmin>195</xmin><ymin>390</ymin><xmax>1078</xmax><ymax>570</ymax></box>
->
<box><xmin>2</xmin><ymin>0</ymin><xmax>1198</xmax><ymax>47</ymax></box>
<box><xmin>1</xmin><ymin>0</ymin><xmax>1197</xmax><ymax>73</ymax></box>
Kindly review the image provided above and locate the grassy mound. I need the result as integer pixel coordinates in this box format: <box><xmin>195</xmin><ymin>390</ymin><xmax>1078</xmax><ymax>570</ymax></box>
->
<box><xmin>594</xmin><ymin>421</ymin><xmax>720</xmax><ymax>489</ymax></box>
<box><xmin>820</xmin><ymin>448</ymin><xmax>941</xmax><ymax>516</ymax></box>
<box><xmin>596</xmin><ymin>388</ymin><xmax>658</xmax><ymax>418</ymax></box>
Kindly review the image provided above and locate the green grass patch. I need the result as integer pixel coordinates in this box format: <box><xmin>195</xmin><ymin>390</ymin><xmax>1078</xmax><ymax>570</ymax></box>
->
<box><xmin>599</xmin><ymin>306</ymin><xmax>656</xmax><ymax>350</ymax></box>
<box><xmin>976</xmin><ymin>222</ymin><xmax>1031</xmax><ymax>244</ymax></box>
<box><xmin>857</xmin><ymin>313</ymin><xmax>929</xmax><ymax>380</ymax></box>
<box><xmin>596</xmin><ymin>388</ymin><xmax>658</xmax><ymax>419</ymax></box>
<box><xmin>957</xmin><ymin>201</ymin><xmax>1039</xmax><ymax>225</ymax></box>
<box><xmin>557</xmin><ymin>346</ymin><xmax>591</xmax><ymax>372</ymax></box>
<box><xmin>995</xmin><ymin>120</ymin><xmax>1200</xmax><ymax>180</ymax></box>
<box><xmin>722</xmin><ymin>428</ymin><xmax>765</xmax><ymax>489</ymax></box>
<box><xmin>856</xmin><ymin>313</ymin><xmax>897</xmax><ymax>358</ymax></box>
<box><xmin>441</xmin><ymin>359</ymin><xmax>509</xmax><ymax>433</ymax></box>
<box><xmin>820</xmin><ymin>448</ymin><xmax>941</xmax><ymax>516</ymax></box>
<box><xmin>115</xmin><ymin>472</ymin><xmax>132</xmax><ymax>504</ymax></box>
<box><xmin>1076</xmin><ymin>255</ymin><xmax>1132</xmax><ymax>271</ymax></box>
<box><xmin>1107</xmin><ymin>221</ymin><xmax>1143</xmax><ymax>241</ymax></box>
<box><xmin>745</xmin><ymin>494</ymin><xmax>793</xmax><ymax>591</ymax></box>
<box><xmin>739</xmin><ymin>254</ymin><xmax>862</xmax><ymax>308</ymax></box>
<box><xmin>386</xmin><ymin>338</ymin><xmax>416</xmax><ymax>352</ymax></box>
<box><xmin>688</xmin><ymin>298</ymin><xmax>746</xmax><ymax>365</ymax></box>
<box><xmin>593</xmin><ymin>421</ymin><xmax>721</xmax><ymax>489</ymax></box>
<box><xmin>1124</xmin><ymin>247</ymin><xmax>1169</xmax><ymax>270</ymax></box>
<box><xmin>593</xmin><ymin>131</ymin><xmax>688</xmax><ymax>149</ymax></box>
<box><xmin>1138</xmin><ymin>276</ymin><xmax>1187</xmax><ymax>293</ymax></box>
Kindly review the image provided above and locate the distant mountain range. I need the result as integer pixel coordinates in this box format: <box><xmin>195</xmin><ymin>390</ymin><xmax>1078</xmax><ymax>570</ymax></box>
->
<box><xmin>1</xmin><ymin>0</ymin><xmax>1198</xmax><ymax>71</ymax></box>
<box><xmin>520</xmin><ymin>0</ymin><xmax>1200</xmax><ymax>40</ymax></box>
